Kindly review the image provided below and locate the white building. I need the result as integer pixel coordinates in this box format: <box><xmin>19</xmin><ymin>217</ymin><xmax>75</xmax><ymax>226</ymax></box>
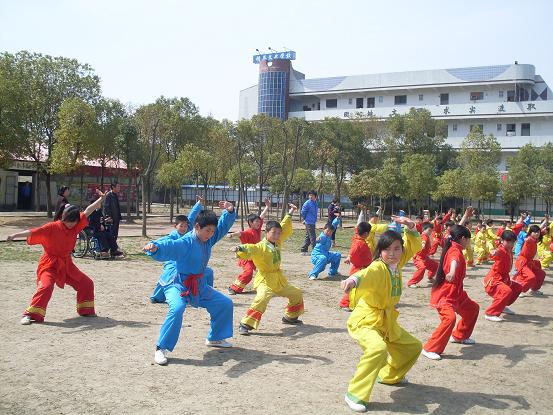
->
<box><xmin>240</xmin><ymin>62</ymin><xmax>552</xmax><ymax>172</ymax></box>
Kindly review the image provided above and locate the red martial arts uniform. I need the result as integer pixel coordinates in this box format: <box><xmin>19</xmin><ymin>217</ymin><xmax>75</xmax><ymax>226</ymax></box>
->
<box><xmin>428</xmin><ymin>211</ymin><xmax>452</xmax><ymax>255</ymax></box>
<box><xmin>424</xmin><ymin>241</ymin><xmax>479</xmax><ymax>354</ymax></box>
<box><xmin>513</xmin><ymin>237</ymin><xmax>545</xmax><ymax>292</ymax></box>
<box><xmin>511</xmin><ymin>222</ymin><xmax>524</xmax><ymax>237</ymax></box>
<box><xmin>24</xmin><ymin>213</ymin><xmax>95</xmax><ymax>321</ymax></box>
<box><xmin>407</xmin><ymin>233</ymin><xmax>438</xmax><ymax>287</ymax></box>
<box><xmin>339</xmin><ymin>232</ymin><xmax>372</xmax><ymax>308</ymax></box>
<box><xmin>229</xmin><ymin>219</ymin><xmax>263</xmax><ymax>293</ymax></box>
<box><xmin>483</xmin><ymin>244</ymin><xmax>522</xmax><ymax>316</ymax></box>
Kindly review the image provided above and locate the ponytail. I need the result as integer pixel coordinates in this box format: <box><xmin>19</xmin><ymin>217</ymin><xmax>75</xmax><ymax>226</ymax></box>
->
<box><xmin>433</xmin><ymin>225</ymin><xmax>471</xmax><ymax>288</ymax></box>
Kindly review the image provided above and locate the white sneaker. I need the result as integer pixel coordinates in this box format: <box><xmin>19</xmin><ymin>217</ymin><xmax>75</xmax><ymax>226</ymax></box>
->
<box><xmin>485</xmin><ymin>314</ymin><xmax>504</xmax><ymax>322</ymax></box>
<box><xmin>407</xmin><ymin>284</ymin><xmax>418</xmax><ymax>289</ymax></box>
<box><xmin>20</xmin><ymin>315</ymin><xmax>32</xmax><ymax>325</ymax></box>
<box><xmin>421</xmin><ymin>349</ymin><xmax>441</xmax><ymax>360</ymax></box>
<box><xmin>519</xmin><ymin>291</ymin><xmax>529</xmax><ymax>298</ymax></box>
<box><xmin>205</xmin><ymin>339</ymin><xmax>232</xmax><ymax>348</ymax></box>
<box><xmin>154</xmin><ymin>349</ymin><xmax>168</xmax><ymax>365</ymax></box>
<box><xmin>530</xmin><ymin>290</ymin><xmax>543</xmax><ymax>296</ymax></box>
<box><xmin>502</xmin><ymin>307</ymin><xmax>515</xmax><ymax>315</ymax></box>
<box><xmin>450</xmin><ymin>336</ymin><xmax>475</xmax><ymax>345</ymax></box>
<box><xmin>308</xmin><ymin>275</ymin><xmax>318</xmax><ymax>280</ymax></box>
<box><xmin>344</xmin><ymin>395</ymin><xmax>367</xmax><ymax>412</ymax></box>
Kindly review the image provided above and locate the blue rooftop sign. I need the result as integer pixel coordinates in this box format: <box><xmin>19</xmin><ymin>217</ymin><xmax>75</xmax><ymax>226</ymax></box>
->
<box><xmin>253</xmin><ymin>51</ymin><xmax>296</xmax><ymax>64</ymax></box>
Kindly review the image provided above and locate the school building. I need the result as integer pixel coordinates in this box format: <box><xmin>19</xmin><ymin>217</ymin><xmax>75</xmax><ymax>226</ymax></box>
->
<box><xmin>239</xmin><ymin>54</ymin><xmax>553</xmax><ymax>215</ymax></box>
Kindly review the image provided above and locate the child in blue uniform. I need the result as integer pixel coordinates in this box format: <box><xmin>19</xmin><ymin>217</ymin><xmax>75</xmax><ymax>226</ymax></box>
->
<box><xmin>308</xmin><ymin>216</ymin><xmax>342</xmax><ymax>280</ymax></box>
<box><xmin>143</xmin><ymin>201</ymin><xmax>236</xmax><ymax>365</ymax></box>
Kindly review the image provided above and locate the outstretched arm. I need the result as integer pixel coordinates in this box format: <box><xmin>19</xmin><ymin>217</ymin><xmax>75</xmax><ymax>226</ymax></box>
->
<box><xmin>458</xmin><ymin>206</ymin><xmax>474</xmax><ymax>227</ymax></box>
<box><xmin>260</xmin><ymin>197</ymin><xmax>271</xmax><ymax>220</ymax></box>
<box><xmin>6</xmin><ymin>230</ymin><xmax>32</xmax><ymax>241</ymax></box>
<box><xmin>84</xmin><ymin>191</ymin><xmax>107</xmax><ymax>218</ymax></box>
<box><xmin>209</xmin><ymin>201</ymin><xmax>236</xmax><ymax>245</ymax></box>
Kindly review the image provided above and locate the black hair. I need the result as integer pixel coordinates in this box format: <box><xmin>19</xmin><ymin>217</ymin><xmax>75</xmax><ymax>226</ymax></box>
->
<box><xmin>486</xmin><ymin>219</ymin><xmax>494</xmax><ymax>226</ymax></box>
<box><xmin>370</xmin><ymin>214</ymin><xmax>379</xmax><ymax>219</ymax></box>
<box><xmin>54</xmin><ymin>204</ymin><xmax>80</xmax><ymax>222</ymax></box>
<box><xmin>503</xmin><ymin>220</ymin><xmax>511</xmax><ymax>227</ymax></box>
<box><xmin>265</xmin><ymin>220</ymin><xmax>282</xmax><ymax>232</ymax></box>
<box><xmin>357</xmin><ymin>222</ymin><xmax>372</xmax><ymax>236</ymax></box>
<box><xmin>308</xmin><ymin>190</ymin><xmax>317</xmax><ymax>197</ymax></box>
<box><xmin>500</xmin><ymin>230</ymin><xmax>517</xmax><ymax>242</ymax></box>
<box><xmin>331</xmin><ymin>197</ymin><xmax>339</xmax><ymax>204</ymax></box>
<box><xmin>195</xmin><ymin>210</ymin><xmax>218</xmax><ymax>228</ymax></box>
<box><xmin>433</xmin><ymin>225</ymin><xmax>471</xmax><ymax>288</ymax></box>
<box><xmin>422</xmin><ymin>222</ymin><xmax>434</xmax><ymax>231</ymax></box>
<box><xmin>58</xmin><ymin>186</ymin><xmax>69</xmax><ymax>196</ymax></box>
<box><xmin>374</xmin><ymin>230</ymin><xmax>404</xmax><ymax>261</ymax></box>
<box><xmin>247</xmin><ymin>213</ymin><xmax>261</xmax><ymax>225</ymax></box>
<box><xmin>110</xmin><ymin>181</ymin><xmax>119</xmax><ymax>189</ymax></box>
<box><xmin>323</xmin><ymin>222</ymin><xmax>335</xmax><ymax>231</ymax></box>
<box><xmin>444</xmin><ymin>220</ymin><xmax>455</xmax><ymax>228</ymax></box>
<box><xmin>416</xmin><ymin>215</ymin><xmax>424</xmax><ymax>220</ymax></box>
<box><xmin>174</xmin><ymin>215</ymin><xmax>189</xmax><ymax>225</ymax></box>
<box><xmin>528</xmin><ymin>224</ymin><xmax>543</xmax><ymax>243</ymax></box>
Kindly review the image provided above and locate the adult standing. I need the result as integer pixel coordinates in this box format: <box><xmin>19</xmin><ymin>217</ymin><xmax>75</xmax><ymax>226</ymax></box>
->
<box><xmin>300</xmin><ymin>190</ymin><xmax>318</xmax><ymax>255</ymax></box>
<box><xmin>54</xmin><ymin>186</ymin><xmax>70</xmax><ymax>219</ymax></box>
<box><xmin>104</xmin><ymin>182</ymin><xmax>124</xmax><ymax>257</ymax></box>
<box><xmin>327</xmin><ymin>197</ymin><xmax>340</xmax><ymax>247</ymax></box>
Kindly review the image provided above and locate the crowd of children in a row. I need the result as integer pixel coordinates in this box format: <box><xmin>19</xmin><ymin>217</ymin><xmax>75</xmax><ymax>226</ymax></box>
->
<box><xmin>6</xmin><ymin>191</ymin><xmax>551</xmax><ymax>413</ymax></box>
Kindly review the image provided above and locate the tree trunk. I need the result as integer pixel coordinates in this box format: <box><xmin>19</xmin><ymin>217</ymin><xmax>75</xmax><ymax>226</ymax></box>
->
<box><xmin>147</xmin><ymin>176</ymin><xmax>152</xmax><ymax>214</ymax></box>
<box><xmin>169</xmin><ymin>187</ymin><xmax>174</xmax><ymax>223</ymax></box>
<box><xmin>34</xmin><ymin>163</ymin><xmax>41</xmax><ymax>212</ymax></box>
<box><xmin>100</xmin><ymin>162</ymin><xmax>105</xmax><ymax>189</ymax></box>
<box><xmin>141</xmin><ymin>175</ymin><xmax>148</xmax><ymax>237</ymax></box>
<box><xmin>45</xmin><ymin>172</ymin><xmax>53</xmax><ymax>218</ymax></box>
<box><xmin>126</xmin><ymin>167</ymin><xmax>134</xmax><ymax>223</ymax></box>
<box><xmin>79</xmin><ymin>170</ymin><xmax>84</xmax><ymax>207</ymax></box>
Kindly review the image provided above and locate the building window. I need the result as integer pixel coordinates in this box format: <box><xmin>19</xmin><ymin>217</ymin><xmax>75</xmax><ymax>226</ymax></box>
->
<box><xmin>394</xmin><ymin>95</ymin><xmax>407</xmax><ymax>105</ymax></box>
<box><xmin>348</xmin><ymin>98</ymin><xmax>352</xmax><ymax>105</ymax></box>
<box><xmin>356</xmin><ymin>98</ymin><xmax>364</xmax><ymax>109</ymax></box>
<box><xmin>507</xmin><ymin>90</ymin><xmax>516</xmax><ymax>102</ymax></box>
<box><xmin>470</xmin><ymin>124</ymin><xmax>484</xmax><ymax>133</ymax></box>
<box><xmin>452</xmin><ymin>123</ymin><xmax>457</xmax><ymax>132</ymax></box>
<box><xmin>440</xmin><ymin>93</ymin><xmax>449</xmax><ymax>105</ymax></box>
<box><xmin>367</xmin><ymin>97</ymin><xmax>375</xmax><ymax>108</ymax></box>
<box><xmin>497</xmin><ymin>124</ymin><xmax>502</xmax><ymax>131</ymax></box>
<box><xmin>506</xmin><ymin>123</ymin><xmax>516</xmax><ymax>136</ymax></box>
<box><xmin>378</xmin><ymin>96</ymin><xmax>383</xmax><ymax>103</ymax></box>
<box><xmin>521</xmin><ymin>123</ymin><xmax>530</xmax><ymax>136</ymax></box>
<box><xmin>302</xmin><ymin>105</ymin><xmax>310</xmax><ymax>111</ymax></box>
<box><xmin>326</xmin><ymin>99</ymin><xmax>337</xmax><ymax>109</ymax></box>
<box><xmin>499</xmin><ymin>90</ymin><xmax>504</xmax><ymax>98</ymax></box>
<box><xmin>418</xmin><ymin>94</ymin><xmax>424</xmax><ymax>101</ymax></box>
<box><xmin>317</xmin><ymin>102</ymin><xmax>321</xmax><ymax>110</ymax></box>
<box><xmin>470</xmin><ymin>92</ymin><xmax>484</xmax><ymax>101</ymax></box>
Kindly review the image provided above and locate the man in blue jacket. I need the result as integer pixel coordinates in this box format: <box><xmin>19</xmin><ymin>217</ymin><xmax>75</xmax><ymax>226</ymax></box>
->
<box><xmin>300</xmin><ymin>190</ymin><xmax>318</xmax><ymax>254</ymax></box>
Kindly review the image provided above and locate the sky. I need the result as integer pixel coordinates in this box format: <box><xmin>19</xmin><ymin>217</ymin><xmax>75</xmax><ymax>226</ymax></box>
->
<box><xmin>1</xmin><ymin>0</ymin><xmax>552</xmax><ymax>121</ymax></box>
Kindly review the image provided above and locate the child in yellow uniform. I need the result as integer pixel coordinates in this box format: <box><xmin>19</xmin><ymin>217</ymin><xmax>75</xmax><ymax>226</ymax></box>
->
<box><xmin>474</xmin><ymin>223</ymin><xmax>490</xmax><ymax>265</ymax></box>
<box><xmin>357</xmin><ymin>207</ymin><xmax>387</xmax><ymax>255</ymax></box>
<box><xmin>235</xmin><ymin>204</ymin><xmax>304</xmax><ymax>334</ymax></box>
<box><xmin>463</xmin><ymin>221</ymin><xmax>475</xmax><ymax>267</ymax></box>
<box><xmin>538</xmin><ymin>220</ymin><xmax>552</xmax><ymax>269</ymax></box>
<box><xmin>341</xmin><ymin>216</ymin><xmax>422</xmax><ymax>412</ymax></box>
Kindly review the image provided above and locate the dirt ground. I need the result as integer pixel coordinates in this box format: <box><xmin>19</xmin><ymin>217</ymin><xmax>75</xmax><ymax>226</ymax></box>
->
<box><xmin>0</xmin><ymin>226</ymin><xmax>551</xmax><ymax>415</ymax></box>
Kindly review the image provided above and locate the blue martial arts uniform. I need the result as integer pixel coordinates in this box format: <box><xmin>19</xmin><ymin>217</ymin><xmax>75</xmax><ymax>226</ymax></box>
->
<box><xmin>149</xmin><ymin>201</ymin><xmax>210</xmax><ymax>303</ymax></box>
<box><xmin>308</xmin><ymin>217</ymin><xmax>341</xmax><ymax>278</ymax></box>
<box><xmin>146</xmin><ymin>208</ymin><xmax>236</xmax><ymax>351</ymax></box>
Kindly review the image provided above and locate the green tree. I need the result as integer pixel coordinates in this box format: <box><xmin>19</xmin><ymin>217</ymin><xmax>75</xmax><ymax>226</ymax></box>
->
<box><xmin>116</xmin><ymin>118</ymin><xmax>141</xmax><ymax>221</ymax></box>
<box><xmin>401</xmin><ymin>154</ymin><xmax>436</xmax><ymax>212</ymax></box>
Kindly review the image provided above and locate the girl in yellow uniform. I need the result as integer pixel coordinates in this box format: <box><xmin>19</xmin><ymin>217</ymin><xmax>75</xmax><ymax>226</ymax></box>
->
<box><xmin>235</xmin><ymin>204</ymin><xmax>304</xmax><ymax>334</ymax></box>
<box><xmin>463</xmin><ymin>221</ymin><xmax>475</xmax><ymax>267</ymax></box>
<box><xmin>474</xmin><ymin>223</ymin><xmax>490</xmax><ymax>264</ymax></box>
<box><xmin>538</xmin><ymin>221</ymin><xmax>552</xmax><ymax>269</ymax></box>
<box><xmin>341</xmin><ymin>216</ymin><xmax>422</xmax><ymax>412</ymax></box>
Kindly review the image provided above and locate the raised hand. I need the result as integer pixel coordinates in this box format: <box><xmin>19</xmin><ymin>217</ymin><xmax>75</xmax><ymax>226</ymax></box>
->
<box><xmin>288</xmin><ymin>203</ymin><xmax>297</xmax><ymax>213</ymax></box>
<box><xmin>219</xmin><ymin>200</ymin><xmax>234</xmax><ymax>212</ymax></box>
<box><xmin>264</xmin><ymin>197</ymin><xmax>271</xmax><ymax>207</ymax></box>
<box><xmin>391</xmin><ymin>215</ymin><xmax>415</xmax><ymax>229</ymax></box>
<box><xmin>196</xmin><ymin>194</ymin><xmax>205</xmax><ymax>204</ymax></box>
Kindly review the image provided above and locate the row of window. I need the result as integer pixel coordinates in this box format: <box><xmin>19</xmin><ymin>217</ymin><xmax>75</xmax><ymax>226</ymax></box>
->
<box><xmin>452</xmin><ymin>123</ymin><xmax>531</xmax><ymax>136</ymax></box>
<box><xmin>323</xmin><ymin>88</ymin><xmax>530</xmax><ymax>110</ymax></box>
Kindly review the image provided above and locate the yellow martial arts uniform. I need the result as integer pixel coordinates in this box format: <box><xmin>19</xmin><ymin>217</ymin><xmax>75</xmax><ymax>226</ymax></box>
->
<box><xmin>485</xmin><ymin>227</ymin><xmax>499</xmax><ymax>253</ymax></box>
<box><xmin>366</xmin><ymin>223</ymin><xmax>389</xmax><ymax>255</ymax></box>
<box><xmin>345</xmin><ymin>228</ymin><xmax>422</xmax><ymax>406</ymax></box>
<box><xmin>539</xmin><ymin>223</ymin><xmax>552</xmax><ymax>269</ymax></box>
<box><xmin>238</xmin><ymin>214</ymin><xmax>304</xmax><ymax>329</ymax></box>
<box><xmin>474</xmin><ymin>228</ymin><xmax>489</xmax><ymax>264</ymax></box>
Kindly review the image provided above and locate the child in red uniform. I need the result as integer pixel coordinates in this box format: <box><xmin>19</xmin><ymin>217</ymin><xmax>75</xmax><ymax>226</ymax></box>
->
<box><xmin>514</xmin><ymin>224</ymin><xmax>546</xmax><ymax>296</ymax></box>
<box><xmin>428</xmin><ymin>209</ymin><xmax>454</xmax><ymax>255</ymax></box>
<box><xmin>227</xmin><ymin>198</ymin><xmax>270</xmax><ymax>295</ymax></box>
<box><xmin>339</xmin><ymin>221</ymin><xmax>372</xmax><ymax>310</ymax></box>
<box><xmin>483</xmin><ymin>230</ymin><xmax>522</xmax><ymax>322</ymax></box>
<box><xmin>7</xmin><ymin>191</ymin><xmax>107</xmax><ymax>325</ymax></box>
<box><xmin>422</xmin><ymin>224</ymin><xmax>480</xmax><ymax>360</ymax></box>
<box><xmin>407</xmin><ymin>222</ymin><xmax>438</xmax><ymax>288</ymax></box>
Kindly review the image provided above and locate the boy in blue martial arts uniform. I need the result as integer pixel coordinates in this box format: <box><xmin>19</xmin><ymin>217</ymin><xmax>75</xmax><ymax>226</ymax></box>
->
<box><xmin>308</xmin><ymin>216</ymin><xmax>342</xmax><ymax>280</ymax></box>
<box><xmin>149</xmin><ymin>197</ymin><xmax>206</xmax><ymax>303</ymax></box>
<box><xmin>143</xmin><ymin>201</ymin><xmax>236</xmax><ymax>365</ymax></box>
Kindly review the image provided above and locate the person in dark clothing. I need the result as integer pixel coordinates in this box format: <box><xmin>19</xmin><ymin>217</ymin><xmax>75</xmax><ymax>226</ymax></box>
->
<box><xmin>88</xmin><ymin>199</ymin><xmax>118</xmax><ymax>258</ymax></box>
<box><xmin>54</xmin><ymin>186</ymin><xmax>70</xmax><ymax>219</ymax></box>
<box><xmin>327</xmin><ymin>198</ymin><xmax>341</xmax><ymax>247</ymax></box>
<box><xmin>103</xmin><ymin>182</ymin><xmax>124</xmax><ymax>256</ymax></box>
